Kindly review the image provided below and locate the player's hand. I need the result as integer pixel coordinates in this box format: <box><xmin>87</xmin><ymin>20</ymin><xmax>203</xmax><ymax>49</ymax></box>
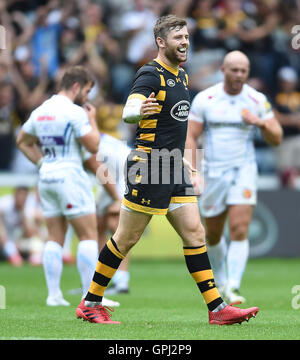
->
<box><xmin>191</xmin><ymin>172</ymin><xmax>204</xmax><ymax>196</ymax></box>
<box><xmin>242</xmin><ymin>109</ymin><xmax>264</xmax><ymax>127</ymax></box>
<box><xmin>84</xmin><ymin>103</ymin><xmax>96</xmax><ymax>121</ymax></box>
<box><xmin>183</xmin><ymin>157</ymin><xmax>197</xmax><ymax>177</ymax></box>
<box><xmin>140</xmin><ymin>92</ymin><xmax>160</xmax><ymax>117</ymax></box>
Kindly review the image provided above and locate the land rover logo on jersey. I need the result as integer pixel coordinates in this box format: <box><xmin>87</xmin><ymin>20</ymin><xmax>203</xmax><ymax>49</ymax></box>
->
<box><xmin>167</xmin><ymin>79</ymin><xmax>175</xmax><ymax>87</ymax></box>
<box><xmin>170</xmin><ymin>100</ymin><xmax>190</xmax><ymax>121</ymax></box>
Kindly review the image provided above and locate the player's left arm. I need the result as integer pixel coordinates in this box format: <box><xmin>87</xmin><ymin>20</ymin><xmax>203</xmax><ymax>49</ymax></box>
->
<box><xmin>16</xmin><ymin>129</ymin><xmax>44</xmax><ymax>167</ymax></box>
<box><xmin>242</xmin><ymin>110</ymin><xmax>283</xmax><ymax>146</ymax></box>
<box><xmin>242</xmin><ymin>94</ymin><xmax>283</xmax><ymax>146</ymax></box>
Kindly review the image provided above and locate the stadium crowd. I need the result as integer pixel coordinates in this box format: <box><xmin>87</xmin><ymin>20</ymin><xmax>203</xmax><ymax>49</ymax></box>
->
<box><xmin>0</xmin><ymin>0</ymin><xmax>299</xmax><ymax>263</ymax></box>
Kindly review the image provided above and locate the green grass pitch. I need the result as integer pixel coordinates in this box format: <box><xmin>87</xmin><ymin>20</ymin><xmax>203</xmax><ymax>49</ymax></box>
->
<box><xmin>0</xmin><ymin>257</ymin><xmax>299</xmax><ymax>340</ymax></box>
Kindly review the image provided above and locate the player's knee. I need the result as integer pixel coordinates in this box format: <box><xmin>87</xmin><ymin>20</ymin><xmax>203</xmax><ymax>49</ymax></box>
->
<box><xmin>206</xmin><ymin>231</ymin><xmax>222</xmax><ymax>246</ymax></box>
<box><xmin>230</xmin><ymin>221</ymin><xmax>249</xmax><ymax>240</ymax></box>
<box><xmin>182</xmin><ymin>222</ymin><xmax>206</xmax><ymax>247</ymax></box>
<box><xmin>113</xmin><ymin>229</ymin><xmax>141</xmax><ymax>254</ymax></box>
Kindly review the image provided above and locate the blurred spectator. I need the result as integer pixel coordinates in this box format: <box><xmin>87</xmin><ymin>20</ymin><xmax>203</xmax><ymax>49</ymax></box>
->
<box><xmin>0</xmin><ymin>187</ymin><xmax>45</xmax><ymax>266</ymax></box>
<box><xmin>0</xmin><ymin>81</ymin><xmax>17</xmax><ymax>170</ymax></box>
<box><xmin>189</xmin><ymin>0</ymin><xmax>223</xmax><ymax>51</ymax></box>
<box><xmin>273</xmin><ymin>66</ymin><xmax>300</xmax><ymax>187</ymax></box>
<box><xmin>96</xmin><ymin>98</ymin><xmax>125</xmax><ymax>140</ymax></box>
<box><xmin>237</xmin><ymin>0</ymin><xmax>281</xmax><ymax>90</ymax></box>
<box><xmin>217</xmin><ymin>0</ymin><xmax>248</xmax><ymax>50</ymax></box>
<box><xmin>0</xmin><ymin>0</ymin><xmax>299</xmax><ymax>179</ymax></box>
<box><xmin>31</xmin><ymin>6</ymin><xmax>61</xmax><ymax>78</ymax></box>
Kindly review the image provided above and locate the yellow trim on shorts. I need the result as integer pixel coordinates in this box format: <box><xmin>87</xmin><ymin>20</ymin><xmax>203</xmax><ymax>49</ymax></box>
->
<box><xmin>170</xmin><ymin>196</ymin><xmax>197</xmax><ymax>203</ymax></box>
<box><xmin>122</xmin><ymin>198</ymin><xmax>168</xmax><ymax>215</ymax></box>
<box><xmin>106</xmin><ymin>239</ymin><xmax>125</xmax><ymax>259</ymax></box>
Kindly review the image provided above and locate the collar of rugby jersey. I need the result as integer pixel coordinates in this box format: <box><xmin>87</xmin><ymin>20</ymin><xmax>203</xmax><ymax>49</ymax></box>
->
<box><xmin>153</xmin><ymin>57</ymin><xmax>179</xmax><ymax>77</ymax></box>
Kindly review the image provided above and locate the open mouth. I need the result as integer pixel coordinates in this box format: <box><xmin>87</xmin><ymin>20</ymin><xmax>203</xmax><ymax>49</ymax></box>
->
<box><xmin>177</xmin><ymin>47</ymin><xmax>187</xmax><ymax>55</ymax></box>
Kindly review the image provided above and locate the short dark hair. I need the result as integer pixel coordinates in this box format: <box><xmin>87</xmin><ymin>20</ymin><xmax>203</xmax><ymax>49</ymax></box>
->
<box><xmin>153</xmin><ymin>15</ymin><xmax>187</xmax><ymax>46</ymax></box>
<box><xmin>58</xmin><ymin>66</ymin><xmax>94</xmax><ymax>91</ymax></box>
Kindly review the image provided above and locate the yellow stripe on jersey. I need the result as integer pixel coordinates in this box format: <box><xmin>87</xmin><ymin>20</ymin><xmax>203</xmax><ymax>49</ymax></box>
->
<box><xmin>139</xmin><ymin>119</ymin><xmax>158</xmax><ymax>128</ymax></box>
<box><xmin>139</xmin><ymin>133</ymin><xmax>155</xmax><ymax>142</ymax></box>
<box><xmin>160</xmin><ymin>75</ymin><xmax>166</xmax><ymax>87</ymax></box>
<box><xmin>127</xmin><ymin>93</ymin><xmax>147</xmax><ymax>101</ymax></box>
<box><xmin>132</xmin><ymin>155</ymin><xmax>147</xmax><ymax>162</ymax></box>
<box><xmin>185</xmin><ymin>73</ymin><xmax>189</xmax><ymax>85</ymax></box>
<box><xmin>137</xmin><ymin>145</ymin><xmax>152</xmax><ymax>153</ymax></box>
<box><xmin>153</xmin><ymin>105</ymin><xmax>162</xmax><ymax>114</ymax></box>
<box><xmin>156</xmin><ymin>90</ymin><xmax>166</xmax><ymax>101</ymax></box>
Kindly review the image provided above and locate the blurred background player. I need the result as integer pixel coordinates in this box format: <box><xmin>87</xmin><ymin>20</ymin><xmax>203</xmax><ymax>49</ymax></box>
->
<box><xmin>65</xmin><ymin>134</ymin><xmax>130</xmax><ymax>304</ymax></box>
<box><xmin>0</xmin><ymin>186</ymin><xmax>45</xmax><ymax>266</ymax></box>
<box><xmin>83</xmin><ymin>132</ymin><xmax>131</xmax><ymax>295</ymax></box>
<box><xmin>16</xmin><ymin>66</ymin><xmax>100</xmax><ymax>307</ymax></box>
<box><xmin>186</xmin><ymin>50</ymin><xmax>283</xmax><ymax>303</ymax></box>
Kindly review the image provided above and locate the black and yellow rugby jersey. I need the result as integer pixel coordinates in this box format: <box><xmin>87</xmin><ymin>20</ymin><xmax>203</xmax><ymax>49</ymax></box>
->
<box><xmin>128</xmin><ymin>58</ymin><xmax>190</xmax><ymax>156</ymax></box>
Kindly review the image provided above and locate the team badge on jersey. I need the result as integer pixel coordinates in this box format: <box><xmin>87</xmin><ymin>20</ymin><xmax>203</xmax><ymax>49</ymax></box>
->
<box><xmin>167</xmin><ymin>79</ymin><xmax>176</xmax><ymax>87</ymax></box>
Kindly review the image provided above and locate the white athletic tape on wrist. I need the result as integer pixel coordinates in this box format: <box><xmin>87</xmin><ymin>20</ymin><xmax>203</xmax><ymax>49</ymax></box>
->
<box><xmin>36</xmin><ymin>157</ymin><xmax>44</xmax><ymax>169</ymax></box>
<box><xmin>122</xmin><ymin>98</ymin><xmax>143</xmax><ymax>124</ymax></box>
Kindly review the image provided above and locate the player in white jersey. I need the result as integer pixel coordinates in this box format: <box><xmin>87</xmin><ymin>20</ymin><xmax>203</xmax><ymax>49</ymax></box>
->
<box><xmin>84</xmin><ymin>133</ymin><xmax>132</xmax><ymax>295</ymax></box>
<box><xmin>17</xmin><ymin>66</ymin><xmax>100</xmax><ymax>306</ymax></box>
<box><xmin>186</xmin><ymin>51</ymin><xmax>283</xmax><ymax>303</ymax></box>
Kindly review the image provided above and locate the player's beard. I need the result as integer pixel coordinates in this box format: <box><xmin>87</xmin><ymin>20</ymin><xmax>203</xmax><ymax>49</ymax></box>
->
<box><xmin>227</xmin><ymin>78</ymin><xmax>244</xmax><ymax>94</ymax></box>
<box><xmin>164</xmin><ymin>43</ymin><xmax>187</xmax><ymax>66</ymax></box>
<box><xmin>74</xmin><ymin>90</ymin><xmax>85</xmax><ymax>106</ymax></box>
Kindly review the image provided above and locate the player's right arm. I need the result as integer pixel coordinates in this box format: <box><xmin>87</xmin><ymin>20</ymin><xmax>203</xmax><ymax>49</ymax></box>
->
<box><xmin>77</xmin><ymin>103</ymin><xmax>100</xmax><ymax>154</ymax></box>
<box><xmin>16</xmin><ymin>129</ymin><xmax>44</xmax><ymax>167</ymax></box>
<box><xmin>123</xmin><ymin>92</ymin><xmax>160</xmax><ymax>124</ymax></box>
<box><xmin>122</xmin><ymin>68</ymin><xmax>160</xmax><ymax>124</ymax></box>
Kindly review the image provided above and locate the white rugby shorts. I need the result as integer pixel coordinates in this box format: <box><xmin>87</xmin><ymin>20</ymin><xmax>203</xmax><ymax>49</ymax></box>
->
<box><xmin>38</xmin><ymin>167</ymin><xmax>96</xmax><ymax>219</ymax></box>
<box><xmin>199</xmin><ymin>162</ymin><xmax>257</xmax><ymax>217</ymax></box>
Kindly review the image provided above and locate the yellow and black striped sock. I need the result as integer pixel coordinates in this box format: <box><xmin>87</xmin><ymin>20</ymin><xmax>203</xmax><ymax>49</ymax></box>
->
<box><xmin>85</xmin><ymin>237</ymin><xmax>125</xmax><ymax>303</ymax></box>
<box><xmin>183</xmin><ymin>244</ymin><xmax>225</xmax><ymax>311</ymax></box>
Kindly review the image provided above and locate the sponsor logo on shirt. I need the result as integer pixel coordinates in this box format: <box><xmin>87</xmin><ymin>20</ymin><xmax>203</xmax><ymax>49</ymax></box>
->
<box><xmin>170</xmin><ymin>100</ymin><xmax>190</xmax><ymax>121</ymax></box>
